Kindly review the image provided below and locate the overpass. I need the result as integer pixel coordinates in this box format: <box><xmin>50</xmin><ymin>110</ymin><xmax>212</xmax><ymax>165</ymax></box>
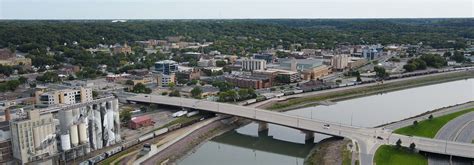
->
<box><xmin>127</xmin><ymin>94</ymin><xmax>474</xmax><ymax>164</ymax></box>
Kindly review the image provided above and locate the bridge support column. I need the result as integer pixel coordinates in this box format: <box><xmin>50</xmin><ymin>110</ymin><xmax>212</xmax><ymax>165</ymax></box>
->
<box><xmin>303</xmin><ymin>131</ymin><xmax>314</xmax><ymax>143</ymax></box>
<box><xmin>258</xmin><ymin>122</ymin><xmax>268</xmax><ymax>132</ymax></box>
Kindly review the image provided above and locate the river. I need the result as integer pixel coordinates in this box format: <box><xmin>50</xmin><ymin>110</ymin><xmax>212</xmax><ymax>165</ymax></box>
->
<box><xmin>178</xmin><ymin>78</ymin><xmax>474</xmax><ymax>165</ymax></box>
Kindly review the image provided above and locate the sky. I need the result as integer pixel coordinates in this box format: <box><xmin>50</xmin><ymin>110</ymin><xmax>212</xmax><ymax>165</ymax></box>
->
<box><xmin>0</xmin><ymin>0</ymin><xmax>473</xmax><ymax>19</ymax></box>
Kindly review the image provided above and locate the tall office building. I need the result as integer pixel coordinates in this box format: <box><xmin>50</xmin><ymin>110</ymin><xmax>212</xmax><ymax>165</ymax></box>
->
<box><xmin>241</xmin><ymin>59</ymin><xmax>267</xmax><ymax>71</ymax></box>
<box><xmin>154</xmin><ymin>60</ymin><xmax>178</xmax><ymax>75</ymax></box>
<box><xmin>10</xmin><ymin>110</ymin><xmax>57</xmax><ymax>164</ymax></box>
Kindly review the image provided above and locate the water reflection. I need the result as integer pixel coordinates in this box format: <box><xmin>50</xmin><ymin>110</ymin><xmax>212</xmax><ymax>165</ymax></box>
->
<box><xmin>179</xmin><ymin>79</ymin><xmax>474</xmax><ymax>165</ymax></box>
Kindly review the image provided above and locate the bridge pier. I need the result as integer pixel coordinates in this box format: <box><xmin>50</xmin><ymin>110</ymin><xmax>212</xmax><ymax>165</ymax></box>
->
<box><xmin>258</xmin><ymin>122</ymin><xmax>268</xmax><ymax>132</ymax></box>
<box><xmin>303</xmin><ymin>131</ymin><xmax>314</xmax><ymax>143</ymax></box>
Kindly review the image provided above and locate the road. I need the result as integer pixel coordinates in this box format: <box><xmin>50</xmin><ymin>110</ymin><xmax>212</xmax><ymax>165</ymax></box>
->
<box><xmin>429</xmin><ymin>112</ymin><xmax>474</xmax><ymax>165</ymax></box>
<box><xmin>128</xmin><ymin>94</ymin><xmax>474</xmax><ymax>165</ymax></box>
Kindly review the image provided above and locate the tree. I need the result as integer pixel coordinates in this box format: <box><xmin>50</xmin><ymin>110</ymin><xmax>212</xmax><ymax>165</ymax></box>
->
<box><xmin>356</xmin><ymin>74</ymin><xmax>362</xmax><ymax>82</ymax></box>
<box><xmin>36</xmin><ymin>72</ymin><xmax>60</xmax><ymax>83</ymax></box>
<box><xmin>131</xmin><ymin>83</ymin><xmax>152</xmax><ymax>94</ymax></box>
<box><xmin>191</xmin><ymin>87</ymin><xmax>203</xmax><ymax>98</ymax></box>
<box><xmin>396</xmin><ymin>139</ymin><xmax>402</xmax><ymax>148</ymax></box>
<box><xmin>409</xmin><ymin>142</ymin><xmax>416</xmax><ymax>151</ymax></box>
<box><xmin>216</xmin><ymin>61</ymin><xmax>227</xmax><ymax>67</ymax></box>
<box><xmin>120</xmin><ymin>109</ymin><xmax>132</xmax><ymax>123</ymax></box>
<box><xmin>169</xmin><ymin>90</ymin><xmax>180</xmax><ymax>97</ymax></box>
<box><xmin>374</xmin><ymin>66</ymin><xmax>389</xmax><ymax>79</ymax></box>
<box><xmin>92</xmin><ymin>91</ymin><xmax>98</xmax><ymax>99</ymax></box>
<box><xmin>413</xmin><ymin>120</ymin><xmax>418</xmax><ymax>126</ymax></box>
<box><xmin>450</xmin><ymin>51</ymin><xmax>466</xmax><ymax>63</ymax></box>
<box><xmin>125</xmin><ymin>80</ymin><xmax>135</xmax><ymax>85</ymax></box>
<box><xmin>68</xmin><ymin>75</ymin><xmax>75</xmax><ymax>81</ymax></box>
<box><xmin>18</xmin><ymin>76</ymin><xmax>28</xmax><ymax>84</ymax></box>
<box><xmin>168</xmin><ymin>82</ymin><xmax>176</xmax><ymax>89</ymax></box>
<box><xmin>428</xmin><ymin>114</ymin><xmax>433</xmax><ymax>120</ymax></box>
<box><xmin>403</xmin><ymin>63</ymin><xmax>417</xmax><ymax>72</ymax></box>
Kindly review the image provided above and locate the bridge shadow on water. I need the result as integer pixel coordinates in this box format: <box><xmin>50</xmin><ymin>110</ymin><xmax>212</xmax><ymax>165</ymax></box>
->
<box><xmin>211</xmin><ymin>130</ymin><xmax>316</xmax><ymax>158</ymax></box>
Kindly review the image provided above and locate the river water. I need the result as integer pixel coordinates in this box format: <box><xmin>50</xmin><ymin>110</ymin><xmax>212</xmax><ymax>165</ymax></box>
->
<box><xmin>179</xmin><ymin>79</ymin><xmax>474</xmax><ymax>165</ymax></box>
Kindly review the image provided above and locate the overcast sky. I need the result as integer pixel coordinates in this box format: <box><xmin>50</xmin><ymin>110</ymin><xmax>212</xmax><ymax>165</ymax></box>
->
<box><xmin>1</xmin><ymin>0</ymin><xmax>473</xmax><ymax>19</ymax></box>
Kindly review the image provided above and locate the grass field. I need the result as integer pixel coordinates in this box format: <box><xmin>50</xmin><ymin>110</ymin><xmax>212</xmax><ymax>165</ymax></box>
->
<box><xmin>374</xmin><ymin>145</ymin><xmax>427</xmax><ymax>165</ymax></box>
<box><xmin>394</xmin><ymin>108</ymin><xmax>474</xmax><ymax>138</ymax></box>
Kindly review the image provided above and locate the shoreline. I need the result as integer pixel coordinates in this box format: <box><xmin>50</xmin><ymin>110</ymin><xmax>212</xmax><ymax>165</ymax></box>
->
<box><xmin>159</xmin><ymin>70</ymin><xmax>474</xmax><ymax>164</ymax></box>
<box><xmin>260</xmin><ymin>70</ymin><xmax>474</xmax><ymax>111</ymax></box>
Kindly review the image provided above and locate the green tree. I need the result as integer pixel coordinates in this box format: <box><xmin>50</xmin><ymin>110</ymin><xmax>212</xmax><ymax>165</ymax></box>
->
<box><xmin>131</xmin><ymin>83</ymin><xmax>152</xmax><ymax>94</ymax></box>
<box><xmin>120</xmin><ymin>109</ymin><xmax>132</xmax><ymax>123</ymax></box>
<box><xmin>191</xmin><ymin>86</ymin><xmax>203</xmax><ymax>98</ymax></box>
<box><xmin>36</xmin><ymin>72</ymin><xmax>60</xmax><ymax>83</ymax></box>
<box><xmin>92</xmin><ymin>91</ymin><xmax>98</xmax><ymax>99</ymax></box>
<box><xmin>169</xmin><ymin>89</ymin><xmax>180</xmax><ymax>97</ymax></box>
<box><xmin>396</xmin><ymin>139</ymin><xmax>402</xmax><ymax>149</ymax></box>
<box><xmin>216</xmin><ymin>61</ymin><xmax>227</xmax><ymax>67</ymax></box>
<box><xmin>125</xmin><ymin>80</ymin><xmax>134</xmax><ymax>85</ymax></box>
<box><xmin>428</xmin><ymin>114</ymin><xmax>434</xmax><ymax>120</ymax></box>
<box><xmin>450</xmin><ymin>51</ymin><xmax>466</xmax><ymax>63</ymax></box>
<box><xmin>374</xmin><ymin>66</ymin><xmax>389</xmax><ymax>79</ymax></box>
<box><xmin>409</xmin><ymin>142</ymin><xmax>416</xmax><ymax>152</ymax></box>
<box><xmin>18</xmin><ymin>76</ymin><xmax>28</xmax><ymax>84</ymax></box>
<box><xmin>413</xmin><ymin>120</ymin><xmax>418</xmax><ymax>126</ymax></box>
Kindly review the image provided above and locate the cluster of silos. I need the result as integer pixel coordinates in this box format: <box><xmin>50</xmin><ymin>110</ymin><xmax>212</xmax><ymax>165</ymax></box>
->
<box><xmin>56</xmin><ymin>98</ymin><xmax>121</xmax><ymax>155</ymax></box>
<box><xmin>58</xmin><ymin>108</ymin><xmax>89</xmax><ymax>151</ymax></box>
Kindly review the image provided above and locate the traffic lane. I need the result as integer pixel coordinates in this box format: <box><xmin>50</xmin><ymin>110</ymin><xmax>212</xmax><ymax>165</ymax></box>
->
<box><xmin>455</xmin><ymin>122</ymin><xmax>474</xmax><ymax>143</ymax></box>
<box><xmin>435</xmin><ymin>112</ymin><xmax>474</xmax><ymax>141</ymax></box>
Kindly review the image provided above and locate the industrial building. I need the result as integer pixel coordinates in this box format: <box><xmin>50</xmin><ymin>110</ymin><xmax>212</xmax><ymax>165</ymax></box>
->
<box><xmin>331</xmin><ymin>54</ymin><xmax>349</xmax><ymax>71</ymax></box>
<box><xmin>9</xmin><ymin>96</ymin><xmax>121</xmax><ymax>163</ymax></box>
<box><xmin>129</xmin><ymin>116</ymin><xmax>154</xmax><ymax>129</ymax></box>
<box><xmin>10</xmin><ymin>110</ymin><xmax>57</xmax><ymax>164</ymax></box>
<box><xmin>240</xmin><ymin>59</ymin><xmax>267</xmax><ymax>71</ymax></box>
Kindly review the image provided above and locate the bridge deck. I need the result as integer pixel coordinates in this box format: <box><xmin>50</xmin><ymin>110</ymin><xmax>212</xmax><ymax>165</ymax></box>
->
<box><xmin>128</xmin><ymin>94</ymin><xmax>474</xmax><ymax>159</ymax></box>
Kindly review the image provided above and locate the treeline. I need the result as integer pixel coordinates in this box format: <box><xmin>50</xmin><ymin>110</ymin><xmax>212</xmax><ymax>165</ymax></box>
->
<box><xmin>0</xmin><ymin>19</ymin><xmax>472</xmax><ymax>55</ymax></box>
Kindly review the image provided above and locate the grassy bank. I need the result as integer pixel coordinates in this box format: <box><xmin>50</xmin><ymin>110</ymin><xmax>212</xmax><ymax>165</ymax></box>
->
<box><xmin>374</xmin><ymin>145</ymin><xmax>427</xmax><ymax>165</ymax></box>
<box><xmin>394</xmin><ymin>108</ymin><xmax>474</xmax><ymax>138</ymax></box>
<box><xmin>267</xmin><ymin>71</ymin><xmax>474</xmax><ymax>110</ymax></box>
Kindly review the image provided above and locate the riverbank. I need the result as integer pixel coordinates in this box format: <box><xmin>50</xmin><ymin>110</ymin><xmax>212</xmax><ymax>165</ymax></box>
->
<box><xmin>262</xmin><ymin>70</ymin><xmax>474</xmax><ymax>111</ymax></box>
<box><xmin>141</xmin><ymin>116</ymin><xmax>247</xmax><ymax>164</ymax></box>
<box><xmin>304</xmin><ymin>137</ymin><xmax>352</xmax><ymax>165</ymax></box>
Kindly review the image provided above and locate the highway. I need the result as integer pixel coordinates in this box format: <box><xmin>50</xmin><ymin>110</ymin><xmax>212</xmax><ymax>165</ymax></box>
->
<box><xmin>128</xmin><ymin>94</ymin><xmax>474</xmax><ymax>165</ymax></box>
<box><xmin>429</xmin><ymin>112</ymin><xmax>474</xmax><ymax>165</ymax></box>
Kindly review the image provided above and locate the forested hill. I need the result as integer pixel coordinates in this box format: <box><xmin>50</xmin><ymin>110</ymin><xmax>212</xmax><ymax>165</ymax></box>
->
<box><xmin>0</xmin><ymin>19</ymin><xmax>472</xmax><ymax>54</ymax></box>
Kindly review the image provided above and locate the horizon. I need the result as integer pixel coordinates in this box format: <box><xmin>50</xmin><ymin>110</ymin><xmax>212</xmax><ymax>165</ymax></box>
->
<box><xmin>1</xmin><ymin>0</ymin><xmax>473</xmax><ymax>20</ymax></box>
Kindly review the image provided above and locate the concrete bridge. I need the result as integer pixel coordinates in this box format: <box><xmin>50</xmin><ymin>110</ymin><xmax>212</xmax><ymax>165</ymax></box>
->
<box><xmin>127</xmin><ymin>94</ymin><xmax>474</xmax><ymax>164</ymax></box>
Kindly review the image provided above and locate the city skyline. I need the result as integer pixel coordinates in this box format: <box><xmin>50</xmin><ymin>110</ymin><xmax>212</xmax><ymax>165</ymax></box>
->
<box><xmin>1</xmin><ymin>0</ymin><xmax>473</xmax><ymax>19</ymax></box>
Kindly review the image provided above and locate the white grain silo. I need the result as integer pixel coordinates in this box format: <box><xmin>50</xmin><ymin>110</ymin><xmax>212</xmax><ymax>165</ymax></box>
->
<box><xmin>70</xmin><ymin>125</ymin><xmax>79</xmax><ymax>147</ymax></box>
<box><xmin>60</xmin><ymin>134</ymin><xmax>71</xmax><ymax>151</ymax></box>
<box><xmin>78</xmin><ymin>123</ymin><xmax>88</xmax><ymax>144</ymax></box>
<box><xmin>33</xmin><ymin>127</ymin><xmax>41</xmax><ymax>148</ymax></box>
